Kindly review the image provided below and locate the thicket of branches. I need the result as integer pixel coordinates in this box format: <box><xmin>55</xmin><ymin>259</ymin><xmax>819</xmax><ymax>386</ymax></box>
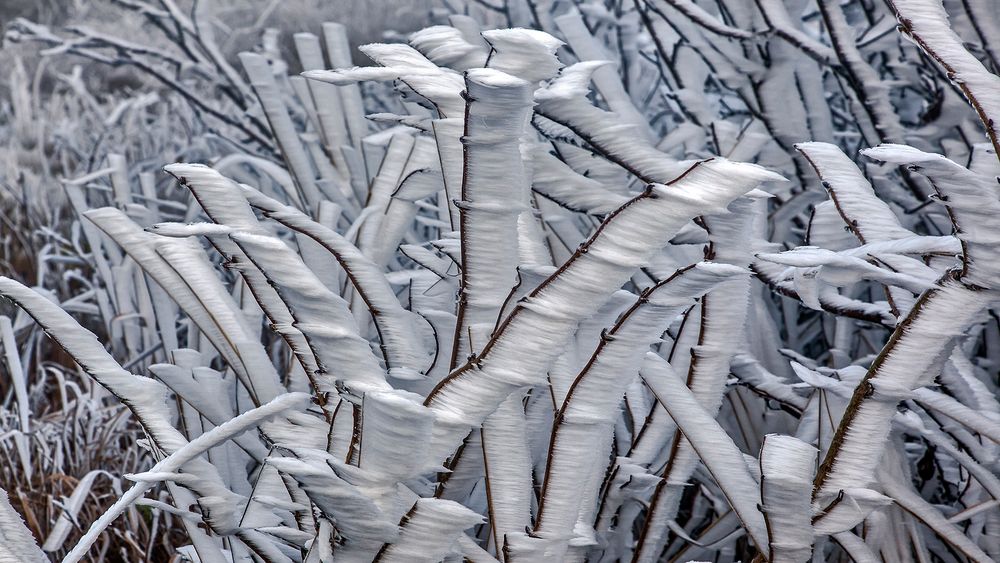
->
<box><xmin>1</xmin><ymin>0</ymin><xmax>1000</xmax><ymax>561</ymax></box>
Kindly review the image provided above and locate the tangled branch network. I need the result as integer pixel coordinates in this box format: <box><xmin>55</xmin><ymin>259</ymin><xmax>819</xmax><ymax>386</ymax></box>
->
<box><xmin>2</xmin><ymin>0</ymin><xmax>1000</xmax><ymax>561</ymax></box>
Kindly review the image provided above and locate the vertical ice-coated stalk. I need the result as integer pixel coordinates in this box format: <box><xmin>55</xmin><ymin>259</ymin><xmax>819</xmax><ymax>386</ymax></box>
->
<box><xmin>322</xmin><ymin>22</ymin><xmax>369</xmax><ymax>152</ymax></box>
<box><xmin>240</xmin><ymin>52</ymin><xmax>321</xmax><ymax>212</ymax></box>
<box><xmin>758</xmin><ymin>435</ymin><xmax>817</xmax><ymax>562</ymax></box>
<box><xmin>431</xmin><ymin>117</ymin><xmax>464</xmax><ymax>231</ymax></box>
<box><xmin>452</xmin><ymin>68</ymin><xmax>533</xmax><ymax>365</ymax></box>
<box><xmin>453</xmin><ymin>68</ymin><xmax>535</xmax><ymax>555</ymax></box>
<box><xmin>293</xmin><ymin>32</ymin><xmax>351</xmax><ymax>175</ymax></box>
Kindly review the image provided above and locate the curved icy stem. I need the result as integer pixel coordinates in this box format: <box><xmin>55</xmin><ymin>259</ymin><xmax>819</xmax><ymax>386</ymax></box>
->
<box><xmin>228</xmin><ymin>232</ymin><xmax>389</xmax><ymax>394</ymax></box>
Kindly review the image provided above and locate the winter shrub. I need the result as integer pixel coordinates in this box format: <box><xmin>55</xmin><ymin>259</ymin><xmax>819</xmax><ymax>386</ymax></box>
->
<box><xmin>1</xmin><ymin>1</ymin><xmax>1000</xmax><ymax>561</ymax></box>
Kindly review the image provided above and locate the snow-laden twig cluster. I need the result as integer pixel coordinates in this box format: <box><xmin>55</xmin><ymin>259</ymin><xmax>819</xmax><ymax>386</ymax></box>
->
<box><xmin>2</xmin><ymin>0</ymin><xmax>1000</xmax><ymax>561</ymax></box>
